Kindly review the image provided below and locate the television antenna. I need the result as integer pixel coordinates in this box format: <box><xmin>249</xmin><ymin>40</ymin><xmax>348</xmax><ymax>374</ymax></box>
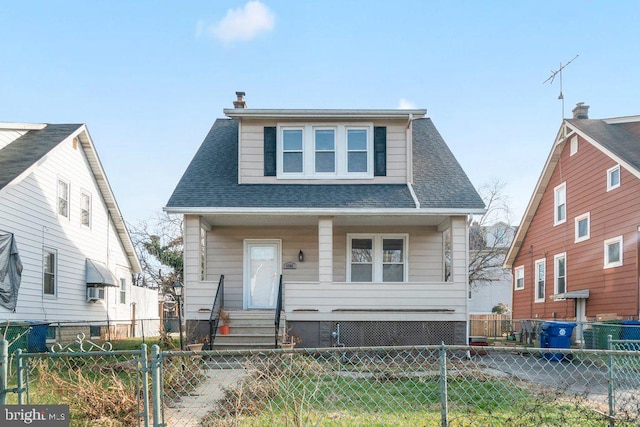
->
<box><xmin>543</xmin><ymin>55</ymin><xmax>579</xmax><ymax>119</ymax></box>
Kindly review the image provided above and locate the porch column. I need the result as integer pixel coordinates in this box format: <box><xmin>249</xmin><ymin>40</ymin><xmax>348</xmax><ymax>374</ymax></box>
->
<box><xmin>318</xmin><ymin>216</ymin><xmax>333</xmax><ymax>286</ymax></box>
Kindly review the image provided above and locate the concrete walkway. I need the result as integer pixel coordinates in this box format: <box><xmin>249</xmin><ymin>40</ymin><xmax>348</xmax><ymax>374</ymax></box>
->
<box><xmin>163</xmin><ymin>368</ymin><xmax>246</xmax><ymax>427</ymax></box>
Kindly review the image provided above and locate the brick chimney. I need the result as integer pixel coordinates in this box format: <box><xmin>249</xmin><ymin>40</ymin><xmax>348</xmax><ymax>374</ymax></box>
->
<box><xmin>233</xmin><ymin>91</ymin><xmax>246</xmax><ymax>109</ymax></box>
<box><xmin>572</xmin><ymin>102</ymin><xmax>589</xmax><ymax>119</ymax></box>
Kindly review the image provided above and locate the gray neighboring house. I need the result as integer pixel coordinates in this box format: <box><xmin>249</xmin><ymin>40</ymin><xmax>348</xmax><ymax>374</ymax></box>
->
<box><xmin>468</xmin><ymin>222</ymin><xmax>515</xmax><ymax>314</ymax></box>
<box><xmin>165</xmin><ymin>93</ymin><xmax>485</xmax><ymax>348</ymax></box>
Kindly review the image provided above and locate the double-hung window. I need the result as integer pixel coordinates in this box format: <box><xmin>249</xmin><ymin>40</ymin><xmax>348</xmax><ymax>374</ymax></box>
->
<box><xmin>314</xmin><ymin>128</ymin><xmax>335</xmax><ymax>173</ymax></box>
<box><xmin>534</xmin><ymin>259</ymin><xmax>545</xmax><ymax>302</ymax></box>
<box><xmin>58</xmin><ymin>179</ymin><xmax>69</xmax><ymax>218</ymax></box>
<box><xmin>554</xmin><ymin>182</ymin><xmax>566</xmax><ymax>225</ymax></box>
<box><xmin>514</xmin><ymin>266</ymin><xmax>524</xmax><ymax>290</ymax></box>
<box><xmin>554</xmin><ymin>253</ymin><xmax>566</xmax><ymax>294</ymax></box>
<box><xmin>278</xmin><ymin>124</ymin><xmax>373</xmax><ymax>178</ymax></box>
<box><xmin>348</xmin><ymin>234</ymin><xmax>407</xmax><ymax>282</ymax></box>
<box><xmin>604</xmin><ymin>236</ymin><xmax>623</xmax><ymax>268</ymax></box>
<box><xmin>43</xmin><ymin>248</ymin><xmax>57</xmax><ymax>296</ymax></box>
<box><xmin>119</xmin><ymin>278</ymin><xmax>127</xmax><ymax>304</ymax></box>
<box><xmin>80</xmin><ymin>191</ymin><xmax>91</xmax><ymax>227</ymax></box>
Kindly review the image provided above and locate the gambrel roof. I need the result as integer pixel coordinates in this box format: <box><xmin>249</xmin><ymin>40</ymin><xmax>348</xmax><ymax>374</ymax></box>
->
<box><xmin>504</xmin><ymin>114</ymin><xmax>640</xmax><ymax>267</ymax></box>
<box><xmin>0</xmin><ymin>122</ymin><xmax>141</xmax><ymax>272</ymax></box>
<box><xmin>166</xmin><ymin>117</ymin><xmax>485</xmax><ymax>213</ymax></box>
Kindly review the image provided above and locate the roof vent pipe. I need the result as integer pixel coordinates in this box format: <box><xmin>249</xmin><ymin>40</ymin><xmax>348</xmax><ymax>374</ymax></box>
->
<box><xmin>233</xmin><ymin>91</ymin><xmax>247</xmax><ymax>109</ymax></box>
<box><xmin>572</xmin><ymin>102</ymin><xmax>589</xmax><ymax>119</ymax></box>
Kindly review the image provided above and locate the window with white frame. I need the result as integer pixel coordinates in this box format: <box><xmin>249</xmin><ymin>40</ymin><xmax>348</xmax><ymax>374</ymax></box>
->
<box><xmin>554</xmin><ymin>182</ymin><xmax>566</xmax><ymax>225</ymax></box>
<box><xmin>570</xmin><ymin>136</ymin><xmax>578</xmax><ymax>156</ymax></box>
<box><xmin>554</xmin><ymin>253</ymin><xmax>566</xmax><ymax>295</ymax></box>
<box><xmin>535</xmin><ymin>259</ymin><xmax>545</xmax><ymax>302</ymax></box>
<box><xmin>119</xmin><ymin>278</ymin><xmax>126</xmax><ymax>304</ymax></box>
<box><xmin>278</xmin><ymin>124</ymin><xmax>373</xmax><ymax>178</ymax></box>
<box><xmin>514</xmin><ymin>266</ymin><xmax>524</xmax><ymax>290</ymax></box>
<box><xmin>80</xmin><ymin>191</ymin><xmax>91</xmax><ymax>227</ymax></box>
<box><xmin>348</xmin><ymin>234</ymin><xmax>407</xmax><ymax>282</ymax></box>
<box><xmin>43</xmin><ymin>248</ymin><xmax>57</xmax><ymax>296</ymax></box>
<box><xmin>57</xmin><ymin>179</ymin><xmax>69</xmax><ymax>218</ymax></box>
<box><xmin>607</xmin><ymin>165</ymin><xmax>620</xmax><ymax>191</ymax></box>
<box><xmin>574</xmin><ymin>212</ymin><xmax>590</xmax><ymax>242</ymax></box>
<box><xmin>604</xmin><ymin>236</ymin><xmax>623</xmax><ymax>268</ymax></box>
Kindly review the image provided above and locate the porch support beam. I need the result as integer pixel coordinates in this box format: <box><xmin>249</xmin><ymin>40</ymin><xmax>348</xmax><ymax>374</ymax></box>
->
<box><xmin>318</xmin><ymin>216</ymin><xmax>333</xmax><ymax>285</ymax></box>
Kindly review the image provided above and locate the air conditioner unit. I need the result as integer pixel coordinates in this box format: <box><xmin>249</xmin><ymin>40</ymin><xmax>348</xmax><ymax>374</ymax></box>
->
<box><xmin>86</xmin><ymin>286</ymin><xmax>104</xmax><ymax>302</ymax></box>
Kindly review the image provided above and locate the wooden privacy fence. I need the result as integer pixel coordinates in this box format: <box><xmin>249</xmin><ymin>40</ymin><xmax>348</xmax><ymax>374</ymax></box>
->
<box><xmin>469</xmin><ymin>314</ymin><xmax>512</xmax><ymax>337</ymax></box>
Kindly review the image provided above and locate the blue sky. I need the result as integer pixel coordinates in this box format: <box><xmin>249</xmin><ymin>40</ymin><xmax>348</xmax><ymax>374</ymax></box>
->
<box><xmin>2</xmin><ymin>1</ymin><xmax>639</xmax><ymax>226</ymax></box>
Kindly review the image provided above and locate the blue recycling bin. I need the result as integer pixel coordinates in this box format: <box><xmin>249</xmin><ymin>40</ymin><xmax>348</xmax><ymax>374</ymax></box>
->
<box><xmin>27</xmin><ymin>322</ymin><xmax>50</xmax><ymax>353</ymax></box>
<box><xmin>621</xmin><ymin>320</ymin><xmax>640</xmax><ymax>350</ymax></box>
<box><xmin>540</xmin><ymin>321</ymin><xmax>576</xmax><ymax>361</ymax></box>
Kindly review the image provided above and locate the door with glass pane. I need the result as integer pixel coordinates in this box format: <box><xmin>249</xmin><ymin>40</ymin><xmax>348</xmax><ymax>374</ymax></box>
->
<box><xmin>244</xmin><ymin>240</ymin><xmax>281</xmax><ymax>309</ymax></box>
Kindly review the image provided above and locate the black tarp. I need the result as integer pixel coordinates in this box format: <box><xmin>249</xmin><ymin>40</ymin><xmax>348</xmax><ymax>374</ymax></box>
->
<box><xmin>0</xmin><ymin>233</ymin><xmax>23</xmax><ymax>311</ymax></box>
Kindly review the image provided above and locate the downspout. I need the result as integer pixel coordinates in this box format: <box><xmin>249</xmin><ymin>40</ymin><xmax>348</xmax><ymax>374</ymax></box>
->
<box><xmin>406</xmin><ymin>114</ymin><xmax>420</xmax><ymax>209</ymax></box>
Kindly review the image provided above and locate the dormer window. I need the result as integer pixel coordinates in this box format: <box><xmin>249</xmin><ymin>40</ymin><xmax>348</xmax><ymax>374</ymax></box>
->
<box><xmin>276</xmin><ymin>124</ymin><xmax>374</xmax><ymax>179</ymax></box>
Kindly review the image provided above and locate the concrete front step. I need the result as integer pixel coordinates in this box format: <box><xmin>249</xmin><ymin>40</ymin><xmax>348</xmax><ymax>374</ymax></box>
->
<box><xmin>213</xmin><ymin>310</ymin><xmax>285</xmax><ymax>350</ymax></box>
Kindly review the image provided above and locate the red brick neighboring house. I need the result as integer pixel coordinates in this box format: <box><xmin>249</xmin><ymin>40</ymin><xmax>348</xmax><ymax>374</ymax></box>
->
<box><xmin>504</xmin><ymin>103</ymin><xmax>640</xmax><ymax>324</ymax></box>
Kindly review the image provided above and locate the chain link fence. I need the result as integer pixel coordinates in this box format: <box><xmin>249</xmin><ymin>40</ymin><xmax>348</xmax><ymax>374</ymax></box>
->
<box><xmin>2</xmin><ymin>339</ymin><xmax>640</xmax><ymax>426</ymax></box>
<box><xmin>0</xmin><ymin>338</ymin><xmax>150</xmax><ymax>426</ymax></box>
<box><xmin>157</xmin><ymin>345</ymin><xmax>640</xmax><ymax>426</ymax></box>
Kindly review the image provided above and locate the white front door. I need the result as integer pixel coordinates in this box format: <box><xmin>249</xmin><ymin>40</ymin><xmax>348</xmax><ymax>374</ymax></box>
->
<box><xmin>244</xmin><ymin>240</ymin><xmax>281</xmax><ymax>309</ymax></box>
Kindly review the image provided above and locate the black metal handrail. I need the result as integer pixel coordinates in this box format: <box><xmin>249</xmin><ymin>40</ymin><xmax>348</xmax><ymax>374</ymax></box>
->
<box><xmin>208</xmin><ymin>275</ymin><xmax>225</xmax><ymax>349</ymax></box>
<box><xmin>274</xmin><ymin>275</ymin><xmax>283</xmax><ymax>349</ymax></box>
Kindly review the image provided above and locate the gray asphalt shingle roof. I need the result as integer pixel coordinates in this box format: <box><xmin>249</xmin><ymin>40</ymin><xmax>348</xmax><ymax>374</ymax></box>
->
<box><xmin>0</xmin><ymin>124</ymin><xmax>81</xmax><ymax>190</ymax></box>
<box><xmin>166</xmin><ymin>117</ymin><xmax>484</xmax><ymax>210</ymax></box>
<box><xmin>567</xmin><ymin>118</ymin><xmax>640</xmax><ymax>173</ymax></box>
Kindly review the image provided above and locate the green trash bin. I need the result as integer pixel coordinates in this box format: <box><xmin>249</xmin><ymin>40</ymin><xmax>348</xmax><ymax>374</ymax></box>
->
<box><xmin>0</xmin><ymin>322</ymin><xmax>31</xmax><ymax>354</ymax></box>
<box><xmin>593</xmin><ymin>321</ymin><xmax>622</xmax><ymax>349</ymax></box>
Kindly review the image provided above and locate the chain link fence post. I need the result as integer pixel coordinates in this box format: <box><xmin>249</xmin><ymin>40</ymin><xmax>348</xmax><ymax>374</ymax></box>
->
<box><xmin>440</xmin><ymin>343</ymin><xmax>448</xmax><ymax>427</ymax></box>
<box><xmin>607</xmin><ymin>335</ymin><xmax>615</xmax><ymax>427</ymax></box>
<box><xmin>150</xmin><ymin>345</ymin><xmax>163</xmax><ymax>427</ymax></box>
<box><xmin>16</xmin><ymin>349</ymin><xmax>25</xmax><ymax>404</ymax></box>
<box><xmin>139</xmin><ymin>343</ymin><xmax>150</xmax><ymax>427</ymax></box>
<box><xmin>0</xmin><ymin>339</ymin><xmax>7</xmax><ymax>405</ymax></box>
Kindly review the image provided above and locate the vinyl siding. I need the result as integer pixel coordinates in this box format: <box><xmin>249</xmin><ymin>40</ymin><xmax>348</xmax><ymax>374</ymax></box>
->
<box><xmin>183</xmin><ymin>218</ymin><xmax>469</xmax><ymax>322</ymax></box>
<box><xmin>0</xmin><ymin>130</ymin><xmax>154</xmax><ymax>323</ymax></box>
<box><xmin>512</xmin><ymin>134</ymin><xmax>640</xmax><ymax>320</ymax></box>
<box><xmin>238</xmin><ymin>118</ymin><xmax>408</xmax><ymax>184</ymax></box>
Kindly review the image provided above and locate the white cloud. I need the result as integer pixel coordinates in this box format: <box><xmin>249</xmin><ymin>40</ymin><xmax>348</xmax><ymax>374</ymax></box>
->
<box><xmin>207</xmin><ymin>1</ymin><xmax>275</xmax><ymax>44</ymax></box>
<box><xmin>398</xmin><ymin>98</ymin><xmax>417</xmax><ymax>109</ymax></box>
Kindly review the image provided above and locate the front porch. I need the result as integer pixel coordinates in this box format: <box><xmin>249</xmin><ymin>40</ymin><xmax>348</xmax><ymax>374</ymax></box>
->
<box><xmin>182</xmin><ymin>213</ymin><xmax>471</xmax><ymax>346</ymax></box>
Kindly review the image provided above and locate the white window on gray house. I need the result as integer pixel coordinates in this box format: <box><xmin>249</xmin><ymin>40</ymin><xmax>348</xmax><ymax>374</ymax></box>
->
<box><xmin>554</xmin><ymin>182</ymin><xmax>566</xmax><ymax>225</ymax></box>
<box><xmin>347</xmin><ymin>129</ymin><xmax>368</xmax><ymax>172</ymax></box>
<box><xmin>348</xmin><ymin>234</ymin><xmax>407</xmax><ymax>282</ymax></box>
<box><xmin>282</xmin><ymin>129</ymin><xmax>303</xmax><ymax>173</ymax></box>
<box><xmin>607</xmin><ymin>165</ymin><xmax>620</xmax><ymax>191</ymax></box>
<box><xmin>278</xmin><ymin>124</ymin><xmax>373</xmax><ymax>179</ymax></box>
<box><xmin>535</xmin><ymin>259</ymin><xmax>545</xmax><ymax>302</ymax></box>
<box><xmin>43</xmin><ymin>248</ymin><xmax>57</xmax><ymax>296</ymax></box>
<box><xmin>57</xmin><ymin>179</ymin><xmax>69</xmax><ymax>218</ymax></box>
<box><xmin>119</xmin><ymin>278</ymin><xmax>126</xmax><ymax>304</ymax></box>
<box><xmin>314</xmin><ymin>128</ymin><xmax>335</xmax><ymax>173</ymax></box>
<box><xmin>554</xmin><ymin>253</ymin><xmax>566</xmax><ymax>294</ymax></box>
<box><xmin>80</xmin><ymin>191</ymin><xmax>91</xmax><ymax>227</ymax></box>
<box><xmin>604</xmin><ymin>236</ymin><xmax>623</xmax><ymax>268</ymax></box>
<box><xmin>514</xmin><ymin>266</ymin><xmax>524</xmax><ymax>290</ymax></box>
<box><xmin>575</xmin><ymin>212</ymin><xmax>590</xmax><ymax>242</ymax></box>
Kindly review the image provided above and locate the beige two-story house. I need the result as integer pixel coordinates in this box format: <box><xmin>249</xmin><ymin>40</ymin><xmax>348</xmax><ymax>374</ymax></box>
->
<box><xmin>165</xmin><ymin>93</ymin><xmax>484</xmax><ymax>348</ymax></box>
